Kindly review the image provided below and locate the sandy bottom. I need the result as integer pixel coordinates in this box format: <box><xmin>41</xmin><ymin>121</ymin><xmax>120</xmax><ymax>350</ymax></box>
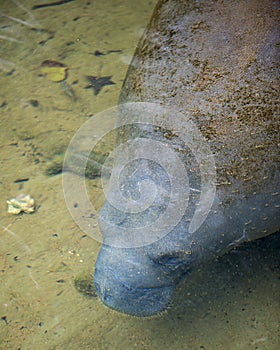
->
<box><xmin>0</xmin><ymin>1</ymin><xmax>279</xmax><ymax>349</ymax></box>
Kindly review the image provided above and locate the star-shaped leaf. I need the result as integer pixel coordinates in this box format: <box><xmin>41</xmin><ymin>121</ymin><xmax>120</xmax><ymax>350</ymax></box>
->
<box><xmin>85</xmin><ymin>75</ymin><xmax>116</xmax><ymax>96</ymax></box>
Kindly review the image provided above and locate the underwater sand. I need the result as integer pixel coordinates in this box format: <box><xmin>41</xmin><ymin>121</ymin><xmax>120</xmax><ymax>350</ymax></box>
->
<box><xmin>0</xmin><ymin>1</ymin><xmax>279</xmax><ymax>349</ymax></box>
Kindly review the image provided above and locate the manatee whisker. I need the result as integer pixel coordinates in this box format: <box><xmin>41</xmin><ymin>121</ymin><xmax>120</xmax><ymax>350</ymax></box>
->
<box><xmin>189</xmin><ymin>187</ymin><xmax>201</xmax><ymax>193</ymax></box>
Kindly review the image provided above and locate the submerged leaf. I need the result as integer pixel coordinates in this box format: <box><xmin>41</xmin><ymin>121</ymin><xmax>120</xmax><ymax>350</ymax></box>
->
<box><xmin>40</xmin><ymin>60</ymin><xmax>68</xmax><ymax>82</ymax></box>
<box><xmin>41</xmin><ymin>60</ymin><xmax>66</xmax><ymax>68</ymax></box>
<box><xmin>85</xmin><ymin>75</ymin><xmax>116</xmax><ymax>95</ymax></box>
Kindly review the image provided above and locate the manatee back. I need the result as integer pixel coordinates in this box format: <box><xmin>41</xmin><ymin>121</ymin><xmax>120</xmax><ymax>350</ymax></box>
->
<box><xmin>118</xmin><ymin>0</ymin><xmax>280</xmax><ymax>245</ymax></box>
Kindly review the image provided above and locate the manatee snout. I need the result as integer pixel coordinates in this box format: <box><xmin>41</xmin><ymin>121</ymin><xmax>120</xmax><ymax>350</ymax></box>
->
<box><xmin>94</xmin><ymin>245</ymin><xmax>175</xmax><ymax>317</ymax></box>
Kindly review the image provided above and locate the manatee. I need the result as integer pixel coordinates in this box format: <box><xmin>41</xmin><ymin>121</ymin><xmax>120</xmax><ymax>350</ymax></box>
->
<box><xmin>94</xmin><ymin>0</ymin><xmax>280</xmax><ymax>317</ymax></box>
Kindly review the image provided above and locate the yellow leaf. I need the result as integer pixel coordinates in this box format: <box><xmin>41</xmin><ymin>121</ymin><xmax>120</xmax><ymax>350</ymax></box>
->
<box><xmin>40</xmin><ymin>66</ymin><xmax>68</xmax><ymax>82</ymax></box>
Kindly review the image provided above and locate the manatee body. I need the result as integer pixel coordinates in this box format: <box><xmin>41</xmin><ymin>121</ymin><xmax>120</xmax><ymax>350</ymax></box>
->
<box><xmin>94</xmin><ymin>0</ymin><xmax>280</xmax><ymax>316</ymax></box>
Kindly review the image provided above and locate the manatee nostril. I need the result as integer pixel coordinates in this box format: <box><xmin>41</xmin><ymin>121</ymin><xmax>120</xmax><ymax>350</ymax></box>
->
<box><xmin>103</xmin><ymin>292</ymin><xmax>113</xmax><ymax>303</ymax></box>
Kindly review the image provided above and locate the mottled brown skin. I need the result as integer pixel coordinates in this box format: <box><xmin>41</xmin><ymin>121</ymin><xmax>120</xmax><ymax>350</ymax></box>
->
<box><xmin>94</xmin><ymin>0</ymin><xmax>280</xmax><ymax>316</ymax></box>
<box><xmin>121</xmin><ymin>0</ymin><xmax>279</xmax><ymax>196</ymax></box>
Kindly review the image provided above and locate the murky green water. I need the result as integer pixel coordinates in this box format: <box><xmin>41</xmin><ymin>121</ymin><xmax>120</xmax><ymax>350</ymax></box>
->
<box><xmin>0</xmin><ymin>1</ymin><xmax>279</xmax><ymax>349</ymax></box>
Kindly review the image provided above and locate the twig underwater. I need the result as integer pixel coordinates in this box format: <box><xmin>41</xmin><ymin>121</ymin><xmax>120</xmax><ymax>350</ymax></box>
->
<box><xmin>0</xmin><ymin>0</ymin><xmax>42</xmax><ymax>71</ymax></box>
<box><xmin>1</xmin><ymin>222</ymin><xmax>31</xmax><ymax>254</ymax></box>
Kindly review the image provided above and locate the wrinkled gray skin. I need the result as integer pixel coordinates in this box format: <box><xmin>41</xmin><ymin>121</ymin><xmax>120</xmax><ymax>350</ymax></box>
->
<box><xmin>94</xmin><ymin>0</ymin><xmax>280</xmax><ymax>316</ymax></box>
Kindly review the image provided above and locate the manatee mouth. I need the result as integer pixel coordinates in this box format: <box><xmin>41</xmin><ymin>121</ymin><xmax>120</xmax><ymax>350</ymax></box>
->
<box><xmin>94</xmin><ymin>268</ymin><xmax>174</xmax><ymax>317</ymax></box>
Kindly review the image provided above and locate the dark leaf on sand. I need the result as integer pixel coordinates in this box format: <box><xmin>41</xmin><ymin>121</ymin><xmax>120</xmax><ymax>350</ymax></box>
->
<box><xmin>41</xmin><ymin>60</ymin><xmax>66</xmax><ymax>67</ymax></box>
<box><xmin>85</xmin><ymin>75</ymin><xmax>116</xmax><ymax>96</ymax></box>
